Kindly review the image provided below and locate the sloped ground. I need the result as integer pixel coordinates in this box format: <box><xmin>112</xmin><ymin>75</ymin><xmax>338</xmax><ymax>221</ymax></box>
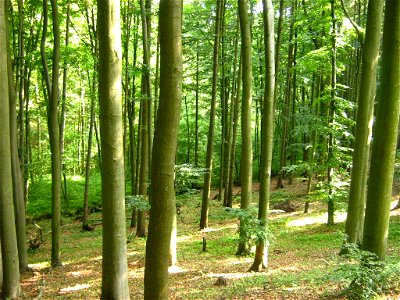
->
<box><xmin>19</xmin><ymin>176</ymin><xmax>400</xmax><ymax>299</ymax></box>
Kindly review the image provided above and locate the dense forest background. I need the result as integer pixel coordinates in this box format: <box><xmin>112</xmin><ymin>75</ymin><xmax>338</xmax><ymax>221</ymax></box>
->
<box><xmin>0</xmin><ymin>0</ymin><xmax>399</xmax><ymax>298</ymax></box>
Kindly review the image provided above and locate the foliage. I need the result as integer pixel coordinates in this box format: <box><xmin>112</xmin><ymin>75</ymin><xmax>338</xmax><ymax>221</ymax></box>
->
<box><xmin>125</xmin><ymin>195</ymin><xmax>151</xmax><ymax>212</ymax></box>
<box><xmin>227</xmin><ymin>207</ymin><xmax>274</xmax><ymax>251</ymax></box>
<box><xmin>27</xmin><ymin>173</ymin><xmax>102</xmax><ymax>218</ymax></box>
<box><xmin>174</xmin><ymin>164</ymin><xmax>207</xmax><ymax>194</ymax></box>
<box><xmin>330</xmin><ymin>243</ymin><xmax>400</xmax><ymax>299</ymax></box>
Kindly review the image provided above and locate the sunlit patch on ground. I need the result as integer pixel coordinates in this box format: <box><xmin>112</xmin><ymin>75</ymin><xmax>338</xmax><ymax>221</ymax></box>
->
<box><xmin>28</xmin><ymin>261</ymin><xmax>50</xmax><ymax>270</ymax></box>
<box><xmin>206</xmin><ymin>271</ymin><xmax>265</xmax><ymax>279</ymax></box>
<box><xmin>287</xmin><ymin>211</ymin><xmax>347</xmax><ymax>227</ymax></box>
<box><xmin>169</xmin><ymin>265</ymin><xmax>185</xmax><ymax>274</ymax></box>
<box><xmin>68</xmin><ymin>269</ymin><xmax>93</xmax><ymax>277</ymax></box>
<box><xmin>58</xmin><ymin>283</ymin><xmax>91</xmax><ymax>294</ymax></box>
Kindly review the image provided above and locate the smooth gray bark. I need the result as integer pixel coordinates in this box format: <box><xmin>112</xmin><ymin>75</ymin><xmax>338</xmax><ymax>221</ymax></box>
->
<box><xmin>98</xmin><ymin>0</ymin><xmax>130</xmax><ymax>297</ymax></box>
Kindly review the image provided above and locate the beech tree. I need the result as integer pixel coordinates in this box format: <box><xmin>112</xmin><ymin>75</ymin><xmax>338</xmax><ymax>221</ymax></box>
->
<box><xmin>0</xmin><ymin>0</ymin><xmax>21</xmax><ymax>296</ymax></box>
<box><xmin>237</xmin><ymin>0</ymin><xmax>253</xmax><ymax>256</ymax></box>
<box><xmin>144</xmin><ymin>0</ymin><xmax>183</xmax><ymax>298</ymax></box>
<box><xmin>98</xmin><ymin>0</ymin><xmax>130</xmax><ymax>297</ymax></box>
<box><xmin>362</xmin><ymin>0</ymin><xmax>400</xmax><ymax>260</ymax></box>
<box><xmin>250</xmin><ymin>0</ymin><xmax>275</xmax><ymax>271</ymax></box>
<box><xmin>40</xmin><ymin>0</ymin><xmax>62</xmax><ymax>267</ymax></box>
<box><xmin>344</xmin><ymin>0</ymin><xmax>384</xmax><ymax>246</ymax></box>
<box><xmin>200</xmin><ymin>0</ymin><xmax>223</xmax><ymax>230</ymax></box>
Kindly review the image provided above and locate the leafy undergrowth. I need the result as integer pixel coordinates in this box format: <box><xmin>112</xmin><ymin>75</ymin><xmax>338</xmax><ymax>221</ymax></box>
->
<box><xmin>20</xmin><ymin>178</ymin><xmax>400</xmax><ymax>299</ymax></box>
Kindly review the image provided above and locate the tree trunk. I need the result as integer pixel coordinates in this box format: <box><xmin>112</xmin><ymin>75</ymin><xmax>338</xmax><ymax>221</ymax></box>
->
<box><xmin>48</xmin><ymin>0</ymin><xmax>62</xmax><ymax>267</ymax></box>
<box><xmin>362</xmin><ymin>0</ymin><xmax>400</xmax><ymax>261</ymax></box>
<box><xmin>326</xmin><ymin>0</ymin><xmax>336</xmax><ymax>226</ymax></box>
<box><xmin>223</xmin><ymin>22</ymin><xmax>239</xmax><ymax>207</ymax></box>
<box><xmin>0</xmin><ymin>0</ymin><xmax>21</xmax><ymax>294</ymax></box>
<box><xmin>144</xmin><ymin>0</ymin><xmax>182</xmax><ymax>298</ymax></box>
<box><xmin>60</xmin><ymin>0</ymin><xmax>70</xmax><ymax>203</ymax></box>
<box><xmin>250</xmin><ymin>0</ymin><xmax>275</xmax><ymax>271</ymax></box>
<box><xmin>82</xmin><ymin>79</ymin><xmax>96</xmax><ymax>230</ymax></box>
<box><xmin>200</xmin><ymin>0</ymin><xmax>223</xmax><ymax>229</ymax></box>
<box><xmin>344</xmin><ymin>0</ymin><xmax>384</xmax><ymax>246</ymax></box>
<box><xmin>7</xmin><ymin>20</ymin><xmax>28</xmax><ymax>273</ymax></box>
<box><xmin>236</xmin><ymin>0</ymin><xmax>253</xmax><ymax>256</ymax></box>
<box><xmin>276</xmin><ymin>0</ymin><xmax>296</xmax><ymax>189</ymax></box>
<box><xmin>98</xmin><ymin>0</ymin><xmax>130</xmax><ymax>297</ymax></box>
<box><xmin>226</xmin><ymin>61</ymin><xmax>242</xmax><ymax>208</ymax></box>
<box><xmin>137</xmin><ymin>0</ymin><xmax>152</xmax><ymax>237</ymax></box>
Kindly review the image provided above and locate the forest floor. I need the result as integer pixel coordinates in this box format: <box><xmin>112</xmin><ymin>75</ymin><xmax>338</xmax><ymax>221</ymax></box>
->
<box><xmin>20</xmin><ymin>175</ymin><xmax>400</xmax><ymax>300</ymax></box>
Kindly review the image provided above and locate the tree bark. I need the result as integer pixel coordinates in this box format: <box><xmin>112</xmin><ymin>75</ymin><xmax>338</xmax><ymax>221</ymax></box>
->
<box><xmin>237</xmin><ymin>0</ymin><xmax>253</xmax><ymax>255</ymax></box>
<box><xmin>250</xmin><ymin>0</ymin><xmax>275</xmax><ymax>271</ymax></box>
<box><xmin>326</xmin><ymin>0</ymin><xmax>337</xmax><ymax>226</ymax></box>
<box><xmin>0</xmin><ymin>0</ymin><xmax>21</xmax><ymax>295</ymax></box>
<box><xmin>344</xmin><ymin>0</ymin><xmax>384</xmax><ymax>245</ymax></box>
<box><xmin>144</xmin><ymin>0</ymin><xmax>182</xmax><ymax>298</ymax></box>
<box><xmin>98</xmin><ymin>0</ymin><xmax>130</xmax><ymax>297</ymax></box>
<box><xmin>200</xmin><ymin>0</ymin><xmax>223</xmax><ymax>229</ymax></box>
<box><xmin>49</xmin><ymin>0</ymin><xmax>62</xmax><ymax>267</ymax></box>
<box><xmin>5</xmin><ymin>0</ymin><xmax>28</xmax><ymax>273</ymax></box>
<box><xmin>362</xmin><ymin>0</ymin><xmax>400</xmax><ymax>261</ymax></box>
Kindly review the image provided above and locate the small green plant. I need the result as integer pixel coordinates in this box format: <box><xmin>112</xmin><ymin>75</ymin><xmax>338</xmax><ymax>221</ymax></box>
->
<box><xmin>125</xmin><ymin>195</ymin><xmax>151</xmax><ymax>211</ymax></box>
<box><xmin>330</xmin><ymin>243</ymin><xmax>400</xmax><ymax>299</ymax></box>
<box><xmin>228</xmin><ymin>207</ymin><xmax>274</xmax><ymax>251</ymax></box>
<box><xmin>174</xmin><ymin>164</ymin><xmax>207</xmax><ymax>194</ymax></box>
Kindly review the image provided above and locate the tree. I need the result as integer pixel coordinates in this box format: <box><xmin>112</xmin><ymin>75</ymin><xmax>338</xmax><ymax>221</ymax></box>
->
<box><xmin>144</xmin><ymin>0</ymin><xmax>182</xmax><ymax>298</ymax></box>
<box><xmin>362</xmin><ymin>0</ymin><xmax>400</xmax><ymax>261</ymax></box>
<box><xmin>344</xmin><ymin>0</ymin><xmax>384</xmax><ymax>245</ymax></box>
<box><xmin>250</xmin><ymin>0</ymin><xmax>275</xmax><ymax>271</ymax></box>
<box><xmin>236</xmin><ymin>0</ymin><xmax>253</xmax><ymax>256</ymax></box>
<box><xmin>97</xmin><ymin>0</ymin><xmax>130</xmax><ymax>297</ymax></box>
<box><xmin>200</xmin><ymin>0</ymin><xmax>223</xmax><ymax>230</ymax></box>
<box><xmin>0</xmin><ymin>0</ymin><xmax>21</xmax><ymax>296</ymax></box>
<box><xmin>40</xmin><ymin>0</ymin><xmax>62</xmax><ymax>267</ymax></box>
<box><xmin>7</xmin><ymin>0</ymin><xmax>28</xmax><ymax>272</ymax></box>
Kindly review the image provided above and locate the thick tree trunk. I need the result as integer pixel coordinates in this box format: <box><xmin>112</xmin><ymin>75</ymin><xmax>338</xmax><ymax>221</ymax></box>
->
<box><xmin>0</xmin><ymin>1</ymin><xmax>21</xmax><ymax>295</ymax></box>
<box><xmin>362</xmin><ymin>0</ymin><xmax>400</xmax><ymax>261</ymax></box>
<box><xmin>250</xmin><ymin>0</ymin><xmax>275</xmax><ymax>271</ymax></box>
<box><xmin>344</xmin><ymin>0</ymin><xmax>384</xmax><ymax>245</ymax></box>
<box><xmin>98</xmin><ymin>0</ymin><xmax>130</xmax><ymax>297</ymax></box>
<box><xmin>237</xmin><ymin>0</ymin><xmax>253</xmax><ymax>256</ymax></box>
<box><xmin>144</xmin><ymin>0</ymin><xmax>182</xmax><ymax>298</ymax></box>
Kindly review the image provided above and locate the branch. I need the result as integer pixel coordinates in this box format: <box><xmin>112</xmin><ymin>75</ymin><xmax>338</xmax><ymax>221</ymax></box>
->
<box><xmin>339</xmin><ymin>0</ymin><xmax>364</xmax><ymax>44</ymax></box>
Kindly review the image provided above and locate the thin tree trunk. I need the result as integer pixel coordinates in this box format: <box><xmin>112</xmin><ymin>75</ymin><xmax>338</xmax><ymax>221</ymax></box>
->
<box><xmin>7</xmin><ymin>22</ymin><xmax>28</xmax><ymax>273</ymax></box>
<box><xmin>223</xmin><ymin>21</ymin><xmax>239</xmax><ymax>207</ymax></box>
<box><xmin>276</xmin><ymin>0</ymin><xmax>296</xmax><ymax>189</ymax></box>
<box><xmin>326</xmin><ymin>0</ymin><xmax>336</xmax><ymax>226</ymax></box>
<box><xmin>236</xmin><ymin>0</ymin><xmax>253</xmax><ymax>256</ymax></box>
<box><xmin>60</xmin><ymin>0</ymin><xmax>70</xmax><ymax>203</ymax></box>
<box><xmin>250</xmin><ymin>0</ymin><xmax>275</xmax><ymax>271</ymax></box>
<box><xmin>194</xmin><ymin>49</ymin><xmax>199</xmax><ymax>166</ymax></box>
<box><xmin>200</xmin><ymin>0</ymin><xmax>223</xmax><ymax>230</ymax></box>
<box><xmin>82</xmin><ymin>75</ymin><xmax>96</xmax><ymax>230</ymax></box>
